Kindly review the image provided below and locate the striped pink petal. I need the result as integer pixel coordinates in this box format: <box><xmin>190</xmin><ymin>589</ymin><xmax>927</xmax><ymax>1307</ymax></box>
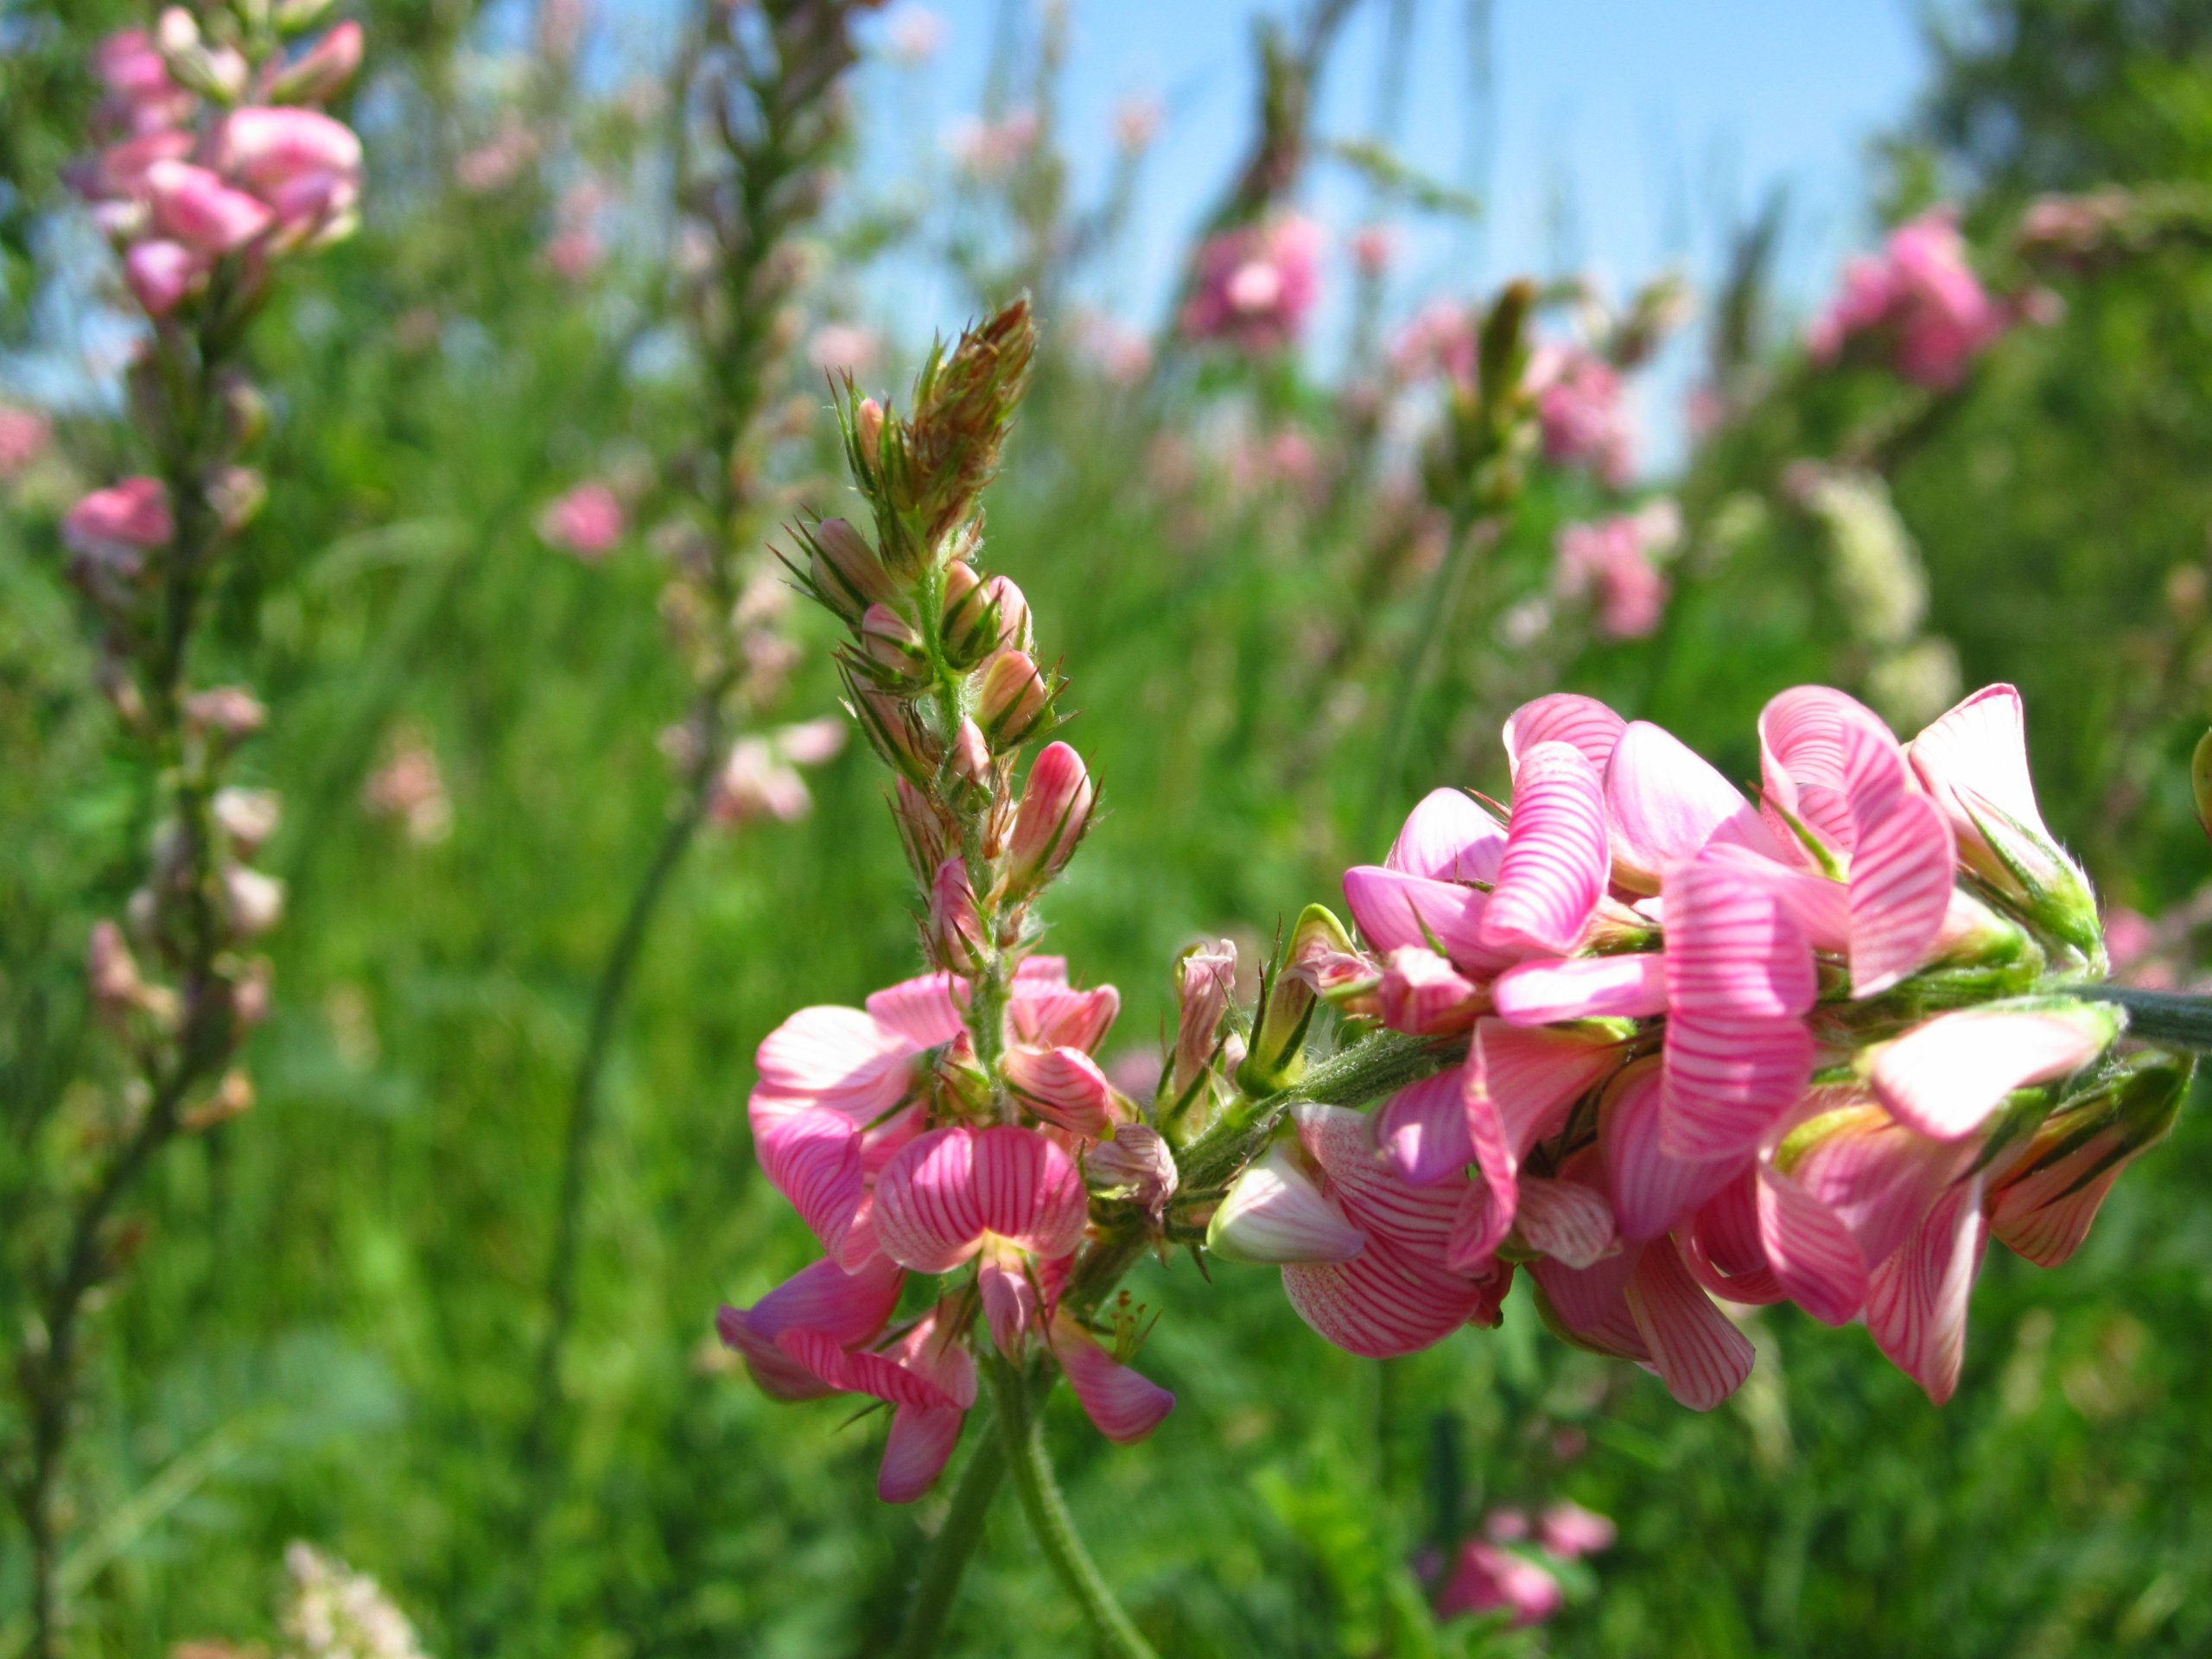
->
<box><xmin>1600</xmin><ymin>1059</ymin><xmax>1744</xmax><ymax>1241</ymax></box>
<box><xmin>748</xmin><ymin>1094</ymin><xmax>864</xmax><ymax>1252</ymax></box>
<box><xmin>1386</xmin><ymin>787</ymin><xmax>1506</xmax><ymax>882</ymax></box>
<box><xmin>1376</xmin><ymin>946</ymin><xmax>1482</xmax><ymax>1035</ymax></box>
<box><xmin>1604</xmin><ymin>720</ymin><xmax>1779</xmax><ymax>890</ymax></box>
<box><xmin>1662</xmin><ymin>849</ymin><xmax>1817</xmax><ymax>1020</ymax></box>
<box><xmin>1659</xmin><ymin>1009</ymin><xmax>1814</xmax><ymax>1162</ymax></box>
<box><xmin>1515</xmin><ymin>1176</ymin><xmax>1618</xmax><ymax>1268</ymax></box>
<box><xmin>1504</xmin><ymin>691</ymin><xmax>1627</xmax><ymax>775</ymax></box>
<box><xmin>1470</xmin><ymin>1019</ymin><xmax>1629</xmax><ymax>1155</ymax></box>
<box><xmin>971</xmin><ymin>1124</ymin><xmax>1089</xmax><ymax>1258</ymax></box>
<box><xmin>879</xmin><ymin>1405</ymin><xmax>966</xmax><ymax>1503</ymax></box>
<box><xmin>1869</xmin><ymin>1003</ymin><xmax>2120</xmax><ymax>1141</ymax></box>
<box><xmin>865</xmin><ymin>972</ymin><xmax>967</xmax><ymax>1047</ymax></box>
<box><xmin>1342</xmin><ymin>865</ymin><xmax>1520</xmax><ymax>976</ymax></box>
<box><xmin>1905</xmin><ymin>683</ymin><xmax>2049</xmax><ymax>857</ymax></box>
<box><xmin>1700</xmin><ymin>841</ymin><xmax>1851</xmax><ymax>950</ymax></box>
<box><xmin>1989</xmin><ymin>1171</ymin><xmax>2118</xmax><ymax>1270</ymax></box>
<box><xmin>1007</xmin><ymin>980</ymin><xmax>1122</xmax><ymax>1052</ymax></box>
<box><xmin>1282</xmin><ymin>1234</ymin><xmax>1499</xmax><ymax>1358</ymax></box>
<box><xmin>1624</xmin><ymin>1238</ymin><xmax>1756</xmax><ymax>1409</ymax></box>
<box><xmin>1374</xmin><ymin>1069</ymin><xmax>1475</xmax><ymax>1186</ymax></box>
<box><xmin>1864</xmin><ymin>1176</ymin><xmax>1986</xmax><ymax>1403</ymax></box>
<box><xmin>1001</xmin><ymin>1044</ymin><xmax>1116</xmax><ymax>1137</ymax></box>
<box><xmin>872</xmin><ymin>1127</ymin><xmax>988</xmax><ymax>1272</ymax></box>
<box><xmin>756</xmin><ymin>1003</ymin><xmax>923</xmax><ymax>1113</ymax></box>
<box><xmin>1049</xmin><ymin>1312</ymin><xmax>1175</xmax><ymax>1443</ymax></box>
<box><xmin>715</xmin><ymin>1252</ymin><xmax>906</xmax><ymax>1401</ymax></box>
<box><xmin>1683</xmin><ymin>1169</ymin><xmax>1784</xmax><ymax>1304</ymax></box>
<box><xmin>1757</xmin><ymin>1163</ymin><xmax>1866</xmax><ymax>1325</ymax></box>
<box><xmin>1758</xmin><ymin>685</ymin><xmax>1866</xmax><ymax>855</ymax></box>
<box><xmin>775</xmin><ymin>1327</ymin><xmax>963</xmax><ymax>1409</ymax></box>
<box><xmin>1785</xmin><ymin>1099</ymin><xmax>1965</xmax><ymax>1268</ymax></box>
<box><xmin>1481</xmin><ymin>741</ymin><xmax>1610</xmax><ymax>953</ymax></box>
<box><xmin>1446</xmin><ymin>1179</ymin><xmax>1513</xmax><ymax>1274</ymax></box>
<box><xmin>1296</xmin><ymin>1103</ymin><xmax>1465</xmax><ymax>1255</ymax></box>
<box><xmin>1491</xmin><ymin>954</ymin><xmax>1668</xmax><ymax>1025</ymax></box>
<box><xmin>1529</xmin><ymin>1246</ymin><xmax>1648</xmax><ymax>1361</ymax></box>
<box><xmin>1207</xmin><ymin>1143</ymin><xmax>1367</xmax><ymax>1264</ymax></box>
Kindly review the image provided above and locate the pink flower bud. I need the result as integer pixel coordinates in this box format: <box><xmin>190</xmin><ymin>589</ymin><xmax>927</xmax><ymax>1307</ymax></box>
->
<box><xmin>537</xmin><ymin>481</ymin><xmax>624</xmax><ymax>559</ymax></box>
<box><xmin>926</xmin><ymin>857</ymin><xmax>988</xmax><ymax>974</ymax></box>
<box><xmin>266</xmin><ymin>20</ymin><xmax>364</xmax><ymax>104</ymax></box>
<box><xmin>982</xmin><ymin>574</ymin><xmax>1032</xmax><ymax>653</ymax></box>
<box><xmin>842</xmin><ymin>675</ymin><xmax>939</xmax><ymax>783</ymax></box>
<box><xmin>805</xmin><ymin>517</ymin><xmax>894</xmax><ymax>621</ymax></box>
<box><xmin>855</xmin><ymin>397</ymin><xmax>885</xmax><ymax>458</ymax></box>
<box><xmin>183</xmin><ymin>684</ymin><xmax>268</xmax><ymax>738</ymax></box>
<box><xmin>1170</xmin><ymin>939</ymin><xmax>1236</xmax><ymax>1101</ymax></box>
<box><xmin>948</xmin><ymin>715</ymin><xmax>993</xmax><ymax>791</ymax></box>
<box><xmin>1376</xmin><ymin>945</ymin><xmax>1481</xmax><ymax>1035</ymax></box>
<box><xmin>893</xmin><ymin>776</ymin><xmax>951</xmax><ymax>884</ymax></box>
<box><xmin>938</xmin><ymin>561</ymin><xmax>995</xmax><ymax>667</ymax></box>
<box><xmin>860</xmin><ymin>602</ymin><xmax>929</xmax><ymax>683</ymax></box>
<box><xmin>213</xmin><ymin>785</ymin><xmax>282</xmax><ymax>855</ymax></box>
<box><xmin>86</xmin><ymin>918</ymin><xmax>147</xmax><ymax>1014</ymax></box>
<box><xmin>222</xmin><ymin>864</ymin><xmax>286</xmax><ymax>938</ymax></box>
<box><xmin>976</xmin><ymin>650</ymin><xmax>1052</xmax><ymax>750</ymax></box>
<box><xmin>124</xmin><ymin>238</ymin><xmax>201</xmax><ymax>315</ymax></box>
<box><xmin>64</xmin><ymin>476</ymin><xmax>173</xmax><ymax>563</ymax></box>
<box><xmin>1085</xmin><ymin>1123</ymin><xmax>1178</xmax><ymax>1218</ymax></box>
<box><xmin>1006</xmin><ymin>741</ymin><xmax>1093</xmax><ymax>894</ymax></box>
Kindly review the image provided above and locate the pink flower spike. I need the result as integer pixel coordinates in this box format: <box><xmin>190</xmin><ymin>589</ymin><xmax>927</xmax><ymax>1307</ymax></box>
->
<box><xmin>143</xmin><ymin>160</ymin><xmax>273</xmax><ymax>253</ymax></box>
<box><xmin>1536</xmin><ymin>1500</ymin><xmax>1617</xmax><ymax>1560</ymax></box>
<box><xmin>1376</xmin><ymin>946</ymin><xmax>1483</xmax><ymax>1036</ymax></box>
<box><xmin>1624</xmin><ymin>1238</ymin><xmax>1756</xmax><ymax>1410</ymax></box>
<box><xmin>1503</xmin><ymin>692</ymin><xmax>1627</xmax><ymax>776</ymax></box>
<box><xmin>1604</xmin><ymin>720</ymin><xmax>1778</xmax><ymax>890</ymax></box>
<box><xmin>1342</xmin><ymin>866</ymin><xmax>1518</xmax><ymax>977</ymax></box>
<box><xmin>1001</xmin><ymin>1044</ymin><xmax>1116</xmax><ymax>1137</ymax></box>
<box><xmin>1049</xmin><ymin>1312</ymin><xmax>1175</xmax><ymax>1443</ymax></box>
<box><xmin>1480</xmin><ymin>741</ymin><xmax>1609</xmax><ymax>954</ymax></box>
<box><xmin>1385</xmin><ymin>788</ymin><xmax>1505</xmax><ymax>883</ymax></box>
<box><xmin>1373</xmin><ymin>1069</ymin><xmax>1474</xmax><ymax>1186</ymax></box>
<box><xmin>1514</xmin><ymin>1176</ymin><xmax>1618</xmax><ymax>1269</ymax></box>
<box><xmin>1870</xmin><ymin>1002</ymin><xmax>2120</xmax><ymax>1141</ymax></box>
<box><xmin>1491</xmin><ymin>954</ymin><xmax>1668</xmax><ymax>1026</ymax></box>
<box><xmin>1206</xmin><ymin>1143</ymin><xmax>1366</xmax><ymax>1264</ymax></box>
<box><xmin>1864</xmin><ymin>1176</ymin><xmax>1986</xmax><ymax>1402</ymax></box>
<box><xmin>716</xmin><ymin>1252</ymin><xmax>905</xmax><ymax>1401</ymax></box>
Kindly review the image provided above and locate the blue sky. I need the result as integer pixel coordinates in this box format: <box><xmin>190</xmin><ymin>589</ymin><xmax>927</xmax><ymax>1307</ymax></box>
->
<box><xmin>847</xmin><ymin>0</ymin><xmax>1933</xmax><ymax>463</ymax></box>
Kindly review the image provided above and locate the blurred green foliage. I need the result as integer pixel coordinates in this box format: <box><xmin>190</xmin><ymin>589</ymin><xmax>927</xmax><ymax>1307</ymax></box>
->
<box><xmin>5</xmin><ymin>1</ymin><xmax>2212</xmax><ymax>1655</ymax></box>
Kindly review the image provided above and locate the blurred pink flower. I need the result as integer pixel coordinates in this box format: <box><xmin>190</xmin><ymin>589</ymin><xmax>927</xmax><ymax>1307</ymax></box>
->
<box><xmin>538</xmin><ymin>482</ymin><xmax>625</xmax><ymax>560</ymax></box>
<box><xmin>1180</xmin><ymin>215</ymin><xmax>1322</xmax><ymax>353</ymax></box>
<box><xmin>1113</xmin><ymin>95</ymin><xmax>1163</xmax><ymax>153</ymax></box>
<box><xmin>1351</xmin><ymin>223</ymin><xmax>1399</xmax><ymax>277</ymax></box>
<box><xmin>0</xmin><ymin>404</ymin><xmax>52</xmax><ymax>479</ymax></box>
<box><xmin>1437</xmin><ymin>1541</ymin><xmax>1562</xmax><ymax>1626</ymax></box>
<box><xmin>1807</xmin><ymin>208</ymin><xmax>2021</xmax><ymax>390</ymax></box>
<box><xmin>543</xmin><ymin>226</ymin><xmax>602</xmax><ymax>283</ymax></box>
<box><xmin>807</xmin><ymin>323</ymin><xmax>881</xmax><ymax>378</ymax></box>
<box><xmin>1554</xmin><ymin>502</ymin><xmax>1679</xmax><ymax>639</ymax></box>
<box><xmin>709</xmin><ymin>718</ymin><xmax>848</xmax><ymax>830</ymax></box>
<box><xmin>1527</xmin><ymin>343</ymin><xmax>1634</xmax><ymax>486</ymax></box>
<box><xmin>885</xmin><ymin>4</ymin><xmax>948</xmax><ymax>65</ymax></box>
<box><xmin>92</xmin><ymin>28</ymin><xmax>195</xmax><ymax>138</ymax></box>
<box><xmin>1072</xmin><ymin>311</ymin><xmax>1152</xmax><ymax>384</ymax></box>
<box><xmin>1537</xmin><ymin>1499</ymin><xmax>1616</xmax><ymax>1559</ymax></box>
<box><xmin>363</xmin><ymin>728</ymin><xmax>453</xmax><ymax>844</ymax></box>
<box><xmin>1391</xmin><ymin>300</ymin><xmax>1477</xmax><ymax>385</ymax></box>
<box><xmin>455</xmin><ymin>126</ymin><xmax>538</xmax><ymax>194</ymax></box>
<box><xmin>946</xmin><ymin>111</ymin><xmax>1038</xmax><ymax>178</ymax></box>
<box><xmin>64</xmin><ymin>476</ymin><xmax>172</xmax><ymax>564</ymax></box>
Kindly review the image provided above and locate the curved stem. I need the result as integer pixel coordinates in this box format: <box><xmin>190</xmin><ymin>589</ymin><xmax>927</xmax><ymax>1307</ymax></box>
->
<box><xmin>891</xmin><ymin>1410</ymin><xmax>1012</xmax><ymax>1659</ymax></box>
<box><xmin>990</xmin><ymin>1361</ymin><xmax>1158</xmax><ymax>1659</ymax></box>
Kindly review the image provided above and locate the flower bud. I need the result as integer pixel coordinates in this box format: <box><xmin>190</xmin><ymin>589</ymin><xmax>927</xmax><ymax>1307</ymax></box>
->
<box><xmin>976</xmin><ymin>650</ymin><xmax>1052</xmax><ymax>751</ymax></box>
<box><xmin>1006</xmin><ymin>741</ymin><xmax>1093</xmax><ymax>897</ymax></box>
<box><xmin>983</xmin><ymin>575</ymin><xmax>1033</xmax><ymax>653</ymax></box>
<box><xmin>855</xmin><ymin>397</ymin><xmax>885</xmax><ymax>460</ymax></box>
<box><xmin>947</xmin><ymin>715</ymin><xmax>993</xmax><ymax>793</ymax></box>
<box><xmin>804</xmin><ymin>517</ymin><xmax>895</xmax><ymax>623</ymax></box>
<box><xmin>266</xmin><ymin>20</ymin><xmax>363</xmax><ymax>104</ymax></box>
<box><xmin>1279</xmin><ymin>903</ymin><xmax>1381</xmax><ymax>1005</ymax></box>
<box><xmin>181</xmin><ymin>1068</ymin><xmax>254</xmax><ymax>1132</ymax></box>
<box><xmin>231</xmin><ymin>956</ymin><xmax>274</xmax><ymax>1029</ymax></box>
<box><xmin>1239</xmin><ymin>928</ymin><xmax>1325</xmax><ymax>1097</ymax></box>
<box><xmin>220</xmin><ymin>373</ymin><xmax>269</xmax><ymax>448</ymax></box>
<box><xmin>926</xmin><ymin>858</ymin><xmax>988</xmax><ymax>975</ymax></box>
<box><xmin>1169</xmin><ymin>939</ymin><xmax>1236</xmax><ymax>1104</ymax></box>
<box><xmin>222</xmin><ymin>864</ymin><xmax>286</xmax><ymax>938</ymax></box>
<box><xmin>1086</xmin><ymin>1124</ymin><xmax>1179</xmax><ymax>1221</ymax></box>
<box><xmin>212</xmin><ymin>785</ymin><xmax>281</xmax><ymax>855</ymax></box>
<box><xmin>892</xmin><ymin>776</ymin><xmax>951</xmax><ymax>885</ymax></box>
<box><xmin>858</xmin><ymin>602</ymin><xmax>929</xmax><ymax>685</ymax></box>
<box><xmin>1987</xmin><ymin>1054</ymin><xmax>2188</xmax><ymax>1267</ymax></box>
<box><xmin>1001</xmin><ymin>1044</ymin><xmax>1116</xmax><ymax>1137</ymax></box>
<box><xmin>840</xmin><ymin>669</ymin><xmax>938</xmax><ymax>783</ymax></box>
<box><xmin>938</xmin><ymin>561</ymin><xmax>995</xmax><ymax>669</ymax></box>
<box><xmin>183</xmin><ymin>685</ymin><xmax>269</xmax><ymax>740</ymax></box>
<box><xmin>86</xmin><ymin>919</ymin><xmax>156</xmax><ymax>1025</ymax></box>
<box><xmin>208</xmin><ymin>465</ymin><xmax>266</xmax><ymax>536</ymax></box>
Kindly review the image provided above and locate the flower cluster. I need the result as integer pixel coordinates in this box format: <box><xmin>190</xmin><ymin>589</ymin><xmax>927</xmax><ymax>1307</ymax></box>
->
<box><xmin>1212</xmin><ymin>682</ymin><xmax>2179</xmax><ymax>1406</ymax></box>
<box><xmin>1526</xmin><ymin>342</ymin><xmax>1635</xmax><ymax>487</ymax></box>
<box><xmin>278</xmin><ymin>1541</ymin><xmax>429</xmax><ymax>1659</ymax></box>
<box><xmin>1554</xmin><ymin>500</ymin><xmax>1680</xmax><ymax>640</ymax></box>
<box><xmin>1180</xmin><ymin>213</ymin><xmax>1324</xmax><ymax>353</ymax></box>
<box><xmin>1807</xmin><ymin>207</ymin><xmax>2043</xmax><ymax>390</ymax></box>
<box><xmin>75</xmin><ymin>7</ymin><xmax>363</xmax><ymax>320</ymax></box>
<box><xmin>1433</xmin><ymin>1499</ymin><xmax>1615</xmax><ymax>1628</ymax></box>
<box><xmin>720</xmin><ymin>302</ymin><xmax>1174</xmax><ymax>1501</ymax></box>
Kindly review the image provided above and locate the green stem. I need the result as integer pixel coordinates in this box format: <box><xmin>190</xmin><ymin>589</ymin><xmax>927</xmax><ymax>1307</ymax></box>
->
<box><xmin>2073</xmin><ymin>984</ymin><xmax>2212</xmax><ymax>1052</ymax></box>
<box><xmin>990</xmin><ymin>1362</ymin><xmax>1159</xmax><ymax>1659</ymax></box>
<box><xmin>891</xmin><ymin>1408</ymin><xmax>1013</xmax><ymax>1659</ymax></box>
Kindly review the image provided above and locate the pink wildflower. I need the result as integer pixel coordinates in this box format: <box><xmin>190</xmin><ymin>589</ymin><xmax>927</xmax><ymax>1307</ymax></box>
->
<box><xmin>1554</xmin><ymin>502</ymin><xmax>1679</xmax><ymax>639</ymax></box>
<box><xmin>1180</xmin><ymin>216</ymin><xmax>1323</xmax><ymax>353</ymax></box>
<box><xmin>538</xmin><ymin>482</ymin><xmax>625</xmax><ymax>560</ymax></box>
<box><xmin>0</xmin><ymin>404</ymin><xmax>51</xmax><ymax>480</ymax></box>
<box><xmin>1808</xmin><ymin>208</ymin><xmax>2025</xmax><ymax>390</ymax></box>
<box><xmin>1437</xmin><ymin>1541</ymin><xmax>1563</xmax><ymax>1626</ymax></box>
<box><xmin>1527</xmin><ymin>343</ymin><xmax>1634</xmax><ymax>486</ymax></box>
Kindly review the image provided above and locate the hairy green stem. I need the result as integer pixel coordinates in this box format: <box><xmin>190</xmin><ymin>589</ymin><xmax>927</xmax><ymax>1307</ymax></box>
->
<box><xmin>2074</xmin><ymin>984</ymin><xmax>2212</xmax><ymax>1052</ymax></box>
<box><xmin>891</xmin><ymin>1404</ymin><xmax>1013</xmax><ymax>1659</ymax></box>
<box><xmin>990</xmin><ymin>1361</ymin><xmax>1159</xmax><ymax>1659</ymax></box>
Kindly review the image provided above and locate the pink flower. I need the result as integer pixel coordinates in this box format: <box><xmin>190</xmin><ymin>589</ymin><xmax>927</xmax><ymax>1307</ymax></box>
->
<box><xmin>1437</xmin><ymin>1541</ymin><xmax>1562</xmax><ymax>1626</ymax></box>
<box><xmin>209</xmin><ymin>106</ymin><xmax>364</xmax><ymax>237</ymax></box>
<box><xmin>0</xmin><ymin>404</ymin><xmax>52</xmax><ymax>480</ymax></box>
<box><xmin>454</xmin><ymin>126</ymin><xmax>537</xmax><ymax>194</ymax></box>
<box><xmin>64</xmin><ymin>476</ymin><xmax>173</xmax><ymax>569</ymax></box>
<box><xmin>806</xmin><ymin>322</ymin><xmax>880</xmax><ymax>378</ymax></box>
<box><xmin>1527</xmin><ymin>343</ymin><xmax>1634</xmax><ymax>486</ymax></box>
<box><xmin>1180</xmin><ymin>216</ymin><xmax>1323</xmax><ymax>353</ymax></box>
<box><xmin>1351</xmin><ymin>223</ymin><xmax>1399</xmax><ymax>276</ymax></box>
<box><xmin>1390</xmin><ymin>300</ymin><xmax>1478</xmax><ymax>386</ymax></box>
<box><xmin>537</xmin><ymin>482</ymin><xmax>625</xmax><ymax>559</ymax></box>
<box><xmin>1537</xmin><ymin>1500</ymin><xmax>1615</xmax><ymax>1559</ymax></box>
<box><xmin>709</xmin><ymin>720</ymin><xmax>846</xmax><ymax>830</ymax></box>
<box><xmin>1808</xmin><ymin>208</ymin><xmax>2022</xmax><ymax>390</ymax></box>
<box><xmin>1554</xmin><ymin>505</ymin><xmax>1678</xmax><ymax>639</ymax></box>
<box><xmin>884</xmin><ymin>4</ymin><xmax>949</xmax><ymax>66</ymax></box>
<box><xmin>945</xmin><ymin>110</ymin><xmax>1038</xmax><ymax>177</ymax></box>
<box><xmin>92</xmin><ymin>29</ymin><xmax>195</xmax><ymax>138</ymax></box>
<box><xmin>143</xmin><ymin>159</ymin><xmax>274</xmax><ymax>255</ymax></box>
<box><xmin>124</xmin><ymin>239</ymin><xmax>202</xmax><ymax>315</ymax></box>
<box><xmin>362</xmin><ymin>728</ymin><xmax>453</xmax><ymax>843</ymax></box>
